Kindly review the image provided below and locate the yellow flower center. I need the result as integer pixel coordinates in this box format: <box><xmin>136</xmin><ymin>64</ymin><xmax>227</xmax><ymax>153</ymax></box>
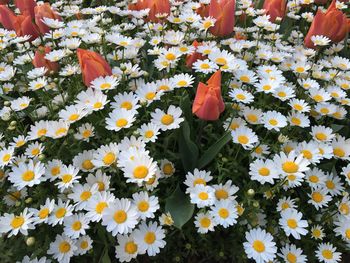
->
<box><xmin>278</xmin><ymin>91</ymin><xmax>286</xmax><ymax>98</ymax></box>
<box><xmin>269</xmin><ymin>119</ymin><xmax>278</xmax><ymax>126</ymax></box>
<box><xmin>161</xmin><ymin>114</ymin><xmax>174</xmax><ymax>125</ymax></box>
<box><xmin>31</xmin><ymin>148</ymin><xmax>40</xmax><ymax>156</ymax></box>
<box><xmin>200</xmin><ymin>217</ymin><xmax>211</xmax><ymax>228</ymax></box>
<box><xmin>59</xmin><ymin>241</ymin><xmax>71</xmax><ymax>253</ymax></box>
<box><xmin>2</xmin><ymin>153</ymin><xmax>11</xmax><ymax>162</ymax></box>
<box><xmin>313</xmin><ymin>95</ymin><xmax>323</xmax><ymax>102</ymax></box>
<box><xmin>69</xmin><ymin>113</ymin><xmax>79</xmax><ymax>121</ymax></box>
<box><xmin>236</xmin><ymin>94</ymin><xmax>246</xmax><ymax>100</ymax></box>
<box><xmin>11</xmin><ymin>216</ymin><xmax>24</xmax><ymax>229</ymax></box>
<box><xmin>301</xmin><ymin>150</ymin><xmax>312</xmax><ymax>159</ymax></box>
<box><xmin>315</xmin><ymin>132</ymin><xmax>327</xmax><ymax>141</ymax></box>
<box><xmin>144</xmin><ymin>232</ymin><xmax>156</xmax><ymax>244</ymax></box>
<box><xmin>218</xmin><ymin>208</ymin><xmax>229</xmax><ymax>219</ymax></box>
<box><xmin>80</xmin><ymin>191</ymin><xmax>92</xmax><ymax>201</ymax></box>
<box><xmin>82</xmin><ymin>130</ymin><xmax>91</xmax><ymax>138</ymax></box>
<box><xmin>82</xmin><ymin>160</ymin><xmax>94</xmax><ymax>170</ymax></box>
<box><xmin>246</xmin><ymin>114</ymin><xmax>258</xmax><ymax>123</ymax></box>
<box><xmin>200</xmin><ymin>63</ymin><xmax>210</xmax><ymax>69</ymax></box>
<box><xmin>193</xmin><ymin>178</ymin><xmax>206</xmax><ymax>186</ymax></box>
<box><xmin>61</xmin><ymin>174</ymin><xmax>72</xmax><ymax>183</ymax></box>
<box><xmin>237</xmin><ymin>135</ymin><xmax>249</xmax><ymax>145</ymax></box>
<box><xmin>95</xmin><ymin>202</ymin><xmax>107</xmax><ymax>214</ymax></box>
<box><xmin>93</xmin><ymin>102</ymin><xmax>103</xmax><ymax>109</ymax></box>
<box><xmin>72</xmin><ymin>221</ymin><xmax>82</xmax><ymax>231</ymax></box>
<box><xmin>309</xmin><ymin>175</ymin><xmax>319</xmax><ymax>183</ymax></box>
<box><xmin>312</xmin><ymin>192</ymin><xmax>323</xmax><ymax>203</ymax></box>
<box><xmin>55</xmin><ymin>128</ymin><xmax>67</xmax><ymax>136</ymax></box>
<box><xmin>282</xmin><ymin>162</ymin><xmax>299</xmax><ymax>173</ymax></box>
<box><xmin>291</xmin><ymin>117</ymin><xmax>301</xmax><ymax>126</ymax></box>
<box><xmin>322</xmin><ymin>249</ymin><xmax>333</xmax><ymax>260</ymax></box>
<box><xmin>293</xmin><ymin>104</ymin><xmax>303</xmax><ymax>111</ymax></box>
<box><xmin>145</xmin><ymin>92</ymin><xmax>156</xmax><ymax>100</ymax></box>
<box><xmin>165</xmin><ymin>53</ymin><xmax>176</xmax><ymax>61</ymax></box>
<box><xmin>215</xmin><ymin>57</ymin><xmax>227</xmax><ymax>65</ymax></box>
<box><xmin>133</xmin><ymin>166</ymin><xmax>149</xmax><ymax>179</ymax></box>
<box><xmin>121</xmin><ymin>101</ymin><xmax>132</xmax><ymax>110</ymax></box>
<box><xmin>198</xmin><ymin>192</ymin><xmax>208</xmax><ymax>200</ymax></box>
<box><xmin>287</xmin><ymin>252</ymin><xmax>297</xmax><ymax>263</ymax></box>
<box><xmin>81</xmin><ymin>240</ymin><xmax>88</xmax><ymax>249</ymax></box>
<box><xmin>125</xmin><ymin>241</ymin><xmax>137</xmax><ymax>254</ymax></box>
<box><xmin>258</xmin><ymin>167</ymin><xmax>270</xmax><ymax>176</ymax></box>
<box><xmin>22</xmin><ymin>170</ymin><xmax>35</xmax><ymax>181</ymax></box>
<box><xmin>103</xmin><ymin>152</ymin><xmax>116</xmax><ymax>165</ymax></box>
<box><xmin>116</xmin><ymin>118</ymin><xmax>128</xmax><ymax>128</ymax></box>
<box><xmin>38</xmin><ymin>208</ymin><xmax>50</xmax><ymax>219</ymax></box>
<box><xmin>339</xmin><ymin>203</ymin><xmax>349</xmax><ymax>215</ymax></box>
<box><xmin>137</xmin><ymin>201</ymin><xmax>149</xmax><ymax>212</ymax></box>
<box><xmin>100</xmin><ymin>83</ymin><xmax>111</xmax><ymax>90</ymax></box>
<box><xmin>51</xmin><ymin>166</ymin><xmax>60</xmax><ymax>176</ymax></box>
<box><xmin>325</xmin><ymin>180</ymin><xmax>335</xmax><ymax>190</ymax></box>
<box><xmin>240</xmin><ymin>76</ymin><xmax>250</xmax><ymax>82</ymax></box>
<box><xmin>252</xmin><ymin>240</ymin><xmax>265</xmax><ymax>253</ymax></box>
<box><xmin>113</xmin><ymin>210</ymin><xmax>127</xmax><ymax>224</ymax></box>
<box><xmin>215</xmin><ymin>189</ymin><xmax>228</xmax><ymax>200</ymax></box>
<box><xmin>333</xmin><ymin>148</ymin><xmax>345</xmax><ymax>157</ymax></box>
<box><xmin>55</xmin><ymin>208</ymin><xmax>66</xmax><ymax>218</ymax></box>
<box><xmin>287</xmin><ymin>218</ymin><xmax>297</xmax><ymax>229</ymax></box>
<box><xmin>145</xmin><ymin>130</ymin><xmax>154</xmax><ymax>139</ymax></box>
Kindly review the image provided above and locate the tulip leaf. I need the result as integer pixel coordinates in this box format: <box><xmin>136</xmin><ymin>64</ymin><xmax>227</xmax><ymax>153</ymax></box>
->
<box><xmin>197</xmin><ymin>131</ymin><xmax>232</xmax><ymax>169</ymax></box>
<box><xmin>180</xmin><ymin>93</ymin><xmax>194</xmax><ymax>128</ymax></box>
<box><xmin>165</xmin><ymin>184</ymin><xmax>194</xmax><ymax>229</ymax></box>
<box><xmin>178</xmin><ymin>120</ymin><xmax>199</xmax><ymax>172</ymax></box>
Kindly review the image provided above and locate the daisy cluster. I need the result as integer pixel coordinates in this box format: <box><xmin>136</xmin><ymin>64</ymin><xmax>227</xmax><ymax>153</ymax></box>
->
<box><xmin>0</xmin><ymin>0</ymin><xmax>349</xmax><ymax>262</ymax></box>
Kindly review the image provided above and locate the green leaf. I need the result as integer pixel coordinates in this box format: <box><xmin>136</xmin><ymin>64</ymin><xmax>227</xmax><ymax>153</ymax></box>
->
<box><xmin>101</xmin><ymin>248</ymin><xmax>111</xmax><ymax>263</ymax></box>
<box><xmin>331</xmin><ymin>124</ymin><xmax>344</xmax><ymax>133</ymax></box>
<box><xmin>197</xmin><ymin>132</ymin><xmax>231</xmax><ymax>169</ymax></box>
<box><xmin>178</xmin><ymin>120</ymin><xmax>199</xmax><ymax>172</ymax></box>
<box><xmin>165</xmin><ymin>184</ymin><xmax>194</xmax><ymax>229</ymax></box>
<box><xmin>180</xmin><ymin>93</ymin><xmax>194</xmax><ymax>127</ymax></box>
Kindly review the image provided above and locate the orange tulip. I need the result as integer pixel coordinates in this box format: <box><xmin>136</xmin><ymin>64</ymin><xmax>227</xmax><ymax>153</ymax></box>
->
<box><xmin>263</xmin><ymin>0</ymin><xmax>286</xmax><ymax>22</ymax></box>
<box><xmin>0</xmin><ymin>5</ymin><xmax>17</xmax><ymax>30</ymax></box>
<box><xmin>77</xmin><ymin>48</ymin><xmax>112</xmax><ymax>87</ymax></box>
<box><xmin>128</xmin><ymin>0</ymin><xmax>170</xmax><ymax>22</ymax></box>
<box><xmin>304</xmin><ymin>0</ymin><xmax>349</xmax><ymax>48</ymax></box>
<box><xmin>32</xmin><ymin>46</ymin><xmax>59</xmax><ymax>73</ymax></box>
<box><xmin>185</xmin><ymin>40</ymin><xmax>206</xmax><ymax>68</ymax></box>
<box><xmin>192</xmin><ymin>70</ymin><xmax>225</xmax><ymax>121</ymax></box>
<box><xmin>208</xmin><ymin>0</ymin><xmax>235</xmax><ymax>37</ymax></box>
<box><xmin>14</xmin><ymin>15</ymin><xmax>40</xmax><ymax>40</ymax></box>
<box><xmin>34</xmin><ymin>3</ymin><xmax>62</xmax><ymax>35</ymax></box>
<box><xmin>15</xmin><ymin>0</ymin><xmax>36</xmax><ymax>18</ymax></box>
<box><xmin>196</xmin><ymin>3</ymin><xmax>209</xmax><ymax>18</ymax></box>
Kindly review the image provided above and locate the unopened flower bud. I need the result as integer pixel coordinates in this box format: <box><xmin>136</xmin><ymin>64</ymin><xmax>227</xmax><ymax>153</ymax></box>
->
<box><xmin>247</xmin><ymin>189</ymin><xmax>255</xmax><ymax>197</ymax></box>
<box><xmin>4</xmin><ymin>101</ymin><xmax>10</xmax><ymax>106</ymax></box>
<box><xmin>26</xmin><ymin>237</ymin><xmax>35</xmax><ymax>246</ymax></box>
<box><xmin>10</xmin><ymin>120</ymin><xmax>17</xmax><ymax>126</ymax></box>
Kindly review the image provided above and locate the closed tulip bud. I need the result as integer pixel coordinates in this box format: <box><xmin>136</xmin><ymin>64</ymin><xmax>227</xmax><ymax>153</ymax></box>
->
<box><xmin>128</xmin><ymin>0</ymin><xmax>171</xmax><ymax>23</ymax></box>
<box><xmin>192</xmin><ymin>70</ymin><xmax>225</xmax><ymax>121</ymax></box>
<box><xmin>263</xmin><ymin>0</ymin><xmax>287</xmax><ymax>23</ymax></box>
<box><xmin>34</xmin><ymin>3</ymin><xmax>62</xmax><ymax>35</ymax></box>
<box><xmin>14</xmin><ymin>15</ymin><xmax>40</xmax><ymax>41</ymax></box>
<box><xmin>77</xmin><ymin>48</ymin><xmax>112</xmax><ymax>87</ymax></box>
<box><xmin>0</xmin><ymin>6</ymin><xmax>17</xmax><ymax>30</ymax></box>
<box><xmin>208</xmin><ymin>0</ymin><xmax>235</xmax><ymax>37</ymax></box>
<box><xmin>304</xmin><ymin>0</ymin><xmax>350</xmax><ymax>48</ymax></box>
<box><xmin>15</xmin><ymin>0</ymin><xmax>36</xmax><ymax>18</ymax></box>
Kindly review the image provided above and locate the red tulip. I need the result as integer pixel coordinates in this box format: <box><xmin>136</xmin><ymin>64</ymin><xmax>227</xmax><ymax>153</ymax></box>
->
<box><xmin>304</xmin><ymin>0</ymin><xmax>349</xmax><ymax>48</ymax></box>
<box><xmin>34</xmin><ymin>3</ymin><xmax>62</xmax><ymax>34</ymax></box>
<box><xmin>263</xmin><ymin>0</ymin><xmax>287</xmax><ymax>22</ymax></box>
<box><xmin>77</xmin><ymin>48</ymin><xmax>112</xmax><ymax>87</ymax></box>
<box><xmin>14</xmin><ymin>15</ymin><xmax>40</xmax><ymax>40</ymax></box>
<box><xmin>192</xmin><ymin>70</ymin><xmax>225</xmax><ymax>121</ymax></box>
<box><xmin>0</xmin><ymin>5</ymin><xmax>17</xmax><ymax>30</ymax></box>
<box><xmin>32</xmin><ymin>46</ymin><xmax>59</xmax><ymax>73</ymax></box>
<box><xmin>208</xmin><ymin>0</ymin><xmax>235</xmax><ymax>37</ymax></box>
<box><xmin>128</xmin><ymin>0</ymin><xmax>170</xmax><ymax>22</ymax></box>
<box><xmin>0</xmin><ymin>0</ymin><xmax>9</xmax><ymax>5</ymax></box>
<box><xmin>185</xmin><ymin>40</ymin><xmax>206</xmax><ymax>68</ymax></box>
<box><xmin>15</xmin><ymin>0</ymin><xmax>36</xmax><ymax>18</ymax></box>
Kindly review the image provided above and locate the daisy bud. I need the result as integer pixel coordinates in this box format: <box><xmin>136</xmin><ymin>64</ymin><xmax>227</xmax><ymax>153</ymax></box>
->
<box><xmin>120</xmin><ymin>65</ymin><xmax>127</xmax><ymax>71</ymax></box>
<box><xmin>174</xmin><ymin>256</ymin><xmax>181</xmax><ymax>262</ymax></box>
<box><xmin>26</xmin><ymin>237</ymin><xmax>35</xmax><ymax>246</ymax></box>
<box><xmin>38</xmin><ymin>154</ymin><xmax>45</xmax><ymax>161</ymax></box>
<box><xmin>15</xmin><ymin>201</ymin><xmax>21</xmax><ymax>207</ymax></box>
<box><xmin>4</xmin><ymin>101</ymin><xmax>10</xmax><ymax>106</ymax></box>
<box><xmin>10</xmin><ymin>120</ymin><xmax>17</xmax><ymax>126</ymax></box>
<box><xmin>253</xmin><ymin>201</ymin><xmax>260</xmax><ymax>208</ymax></box>
<box><xmin>247</xmin><ymin>188</ymin><xmax>255</xmax><ymax>197</ymax></box>
<box><xmin>25</xmin><ymin>197</ymin><xmax>33</xmax><ymax>204</ymax></box>
<box><xmin>185</xmin><ymin>243</ymin><xmax>191</xmax><ymax>250</ymax></box>
<box><xmin>8</xmin><ymin>125</ymin><xmax>16</xmax><ymax>130</ymax></box>
<box><xmin>219</xmin><ymin>251</ymin><xmax>225</xmax><ymax>257</ymax></box>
